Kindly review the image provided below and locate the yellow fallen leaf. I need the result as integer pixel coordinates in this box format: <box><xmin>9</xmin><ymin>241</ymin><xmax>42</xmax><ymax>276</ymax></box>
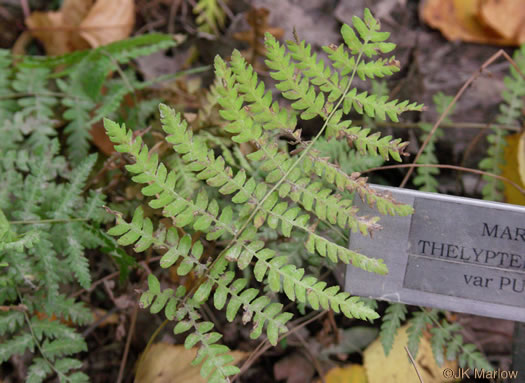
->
<box><xmin>364</xmin><ymin>325</ymin><xmax>457</xmax><ymax>383</ymax></box>
<box><xmin>320</xmin><ymin>364</ymin><xmax>367</xmax><ymax>383</ymax></box>
<box><xmin>519</xmin><ymin>130</ymin><xmax>525</xmax><ymax>186</ymax></box>
<box><xmin>25</xmin><ymin>0</ymin><xmax>134</xmax><ymax>55</ymax></box>
<box><xmin>501</xmin><ymin>132</ymin><xmax>525</xmax><ymax>205</ymax></box>
<box><xmin>135</xmin><ymin>343</ymin><xmax>248</xmax><ymax>383</ymax></box>
<box><xmin>421</xmin><ymin>0</ymin><xmax>518</xmax><ymax>46</ymax></box>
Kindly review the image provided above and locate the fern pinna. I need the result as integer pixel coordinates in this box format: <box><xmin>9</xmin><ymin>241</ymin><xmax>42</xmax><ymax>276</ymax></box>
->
<box><xmin>105</xmin><ymin>9</ymin><xmax>421</xmax><ymax>382</ymax></box>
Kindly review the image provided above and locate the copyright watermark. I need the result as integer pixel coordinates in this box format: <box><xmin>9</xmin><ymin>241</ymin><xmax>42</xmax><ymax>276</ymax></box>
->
<box><xmin>443</xmin><ymin>368</ymin><xmax>519</xmax><ymax>380</ymax></box>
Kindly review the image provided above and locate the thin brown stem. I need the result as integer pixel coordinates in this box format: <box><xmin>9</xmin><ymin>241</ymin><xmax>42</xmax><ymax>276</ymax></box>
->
<box><xmin>233</xmin><ymin>310</ymin><xmax>329</xmax><ymax>382</ymax></box>
<box><xmin>405</xmin><ymin>346</ymin><xmax>425</xmax><ymax>383</ymax></box>
<box><xmin>355</xmin><ymin>120</ymin><xmax>519</xmax><ymax>132</ymax></box>
<box><xmin>296</xmin><ymin>331</ymin><xmax>326</xmax><ymax>383</ymax></box>
<box><xmin>116</xmin><ymin>303</ymin><xmax>139</xmax><ymax>383</ymax></box>
<box><xmin>364</xmin><ymin>163</ymin><xmax>525</xmax><ymax>196</ymax></box>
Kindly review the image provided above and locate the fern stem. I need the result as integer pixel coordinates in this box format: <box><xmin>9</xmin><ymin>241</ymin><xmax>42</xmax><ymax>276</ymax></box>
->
<box><xmin>15</xmin><ymin>288</ymin><xmax>73</xmax><ymax>383</ymax></box>
<box><xmin>353</xmin><ymin>119</ymin><xmax>520</xmax><ymax>131</ymax></box>
<box><xmin>363</xmin><ymin>163</ymin><xmax>525</xmax><ymax>196</ymax></box>
<box><xmin>9</xmin><ymin>217</ymin><xmax>88</xmax><ymax>225</ymax></box>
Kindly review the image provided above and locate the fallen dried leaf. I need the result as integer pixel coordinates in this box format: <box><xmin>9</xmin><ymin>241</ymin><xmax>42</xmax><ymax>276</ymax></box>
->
<box><xmin>79</xmin><ymin>0</ymin><xmax>135</xmax><ymax>48</ymax></box>
<box><xmin>135</xmin><ymin>343</ymin><xmax>248</xmax><ymax>383</ymax></box>
<box><xmin>25</xmin><ymin>0</ymin><xmax>135</xmax><ymax>55</ymax></box>
<box><xmin>501</xmin><ymin>132</ymin><xmax>525</xmax><ymax>205</ymax></box>
<box><xmin>478</xmin><ymin>0</ymin><xmax>525</xmax><ymax>43</ymax></box>
<box><xmin>364</xmin><ymin>325</ymin><xmax>457</xmax><ymax>383</ymax></box>
<box><xmin>90</xmin><ymin>120</ymin><xmax>115</xmax><ymax>155</ymax></box>
<box><xmin>421</xmin><ymin>0</ymin><xmax>522</xmax><ymax>46</ymax></box>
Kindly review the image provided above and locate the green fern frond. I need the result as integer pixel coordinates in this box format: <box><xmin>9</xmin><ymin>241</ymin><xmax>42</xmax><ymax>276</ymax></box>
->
<box><xmin>194</xmin><ymin>0</ymin><xmax>227</xmax><ymax>34</ymax></box>
<box><xmin>380</xmin><ymin>303</ymin><xmax>407</xmax><ymax>355</ymax></box>
<box><xmin>341</xmin><ymin>126</ymin><xmax>409</xmax><ymax>161</ymax></box>
<box><xmin>429</xmin><ymin>319</ymin><xmax>492</xmax><ymax>370</ymax></box>
<box><xmin>20</xmin><ymin>33</ymin><xmax>176</xmax><ymax>72</ymax></box>
<box><xmin>342</xmin><ymin>88</ymin><xmax>422</xmax><ymax>122</ymax></box>
<box><xmin>324</xmin><ymin>43</ymin><xmax>400</xmax><ymax>80</ymax></box>
<box><xmin>158</xmin><ymin>104</ymin><xmax>386</xmax><ymax>271</ymax></box>
<box><xmin>0</xmin><ymin>333</ymin><xmax>34</xmax><ymax>363</ymax></box>
<box><xmin>312</xmin><ymin>138</ymin><xmax>384</xmax><ymax>173</ymax></box>
<box><xmin>140</xmin><ymin>278</ymin><xmax>240</xmax><ymax>381</ymax></box>
<box><xmin>479</xmin><ymin>45</ymin><xmax>525</xmax><ymax>201</ymax></box>
<box><xmin>406</xmin><ymin>309</ymin><xmax>437</xmax><ymax>357</ymax></box>
<box><xmin>414</xmin><ymin>92</ymin><xmax>454</xmax><ymax>192</ymax></box>
<box><xmin>102</xmin><ymin>9</ymin><xmax>428</xmax><ymax>383</ymax></box>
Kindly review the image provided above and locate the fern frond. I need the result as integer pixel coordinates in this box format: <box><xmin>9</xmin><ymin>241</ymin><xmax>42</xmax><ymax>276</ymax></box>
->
<box><xmin>379</xmin><ymin>303</ymin><xmax>407</xmax><ymax>355</ymax></box>
<box><xmin>0</xmin><ymin>333</ymin><xmax>34</xmax><ymax>363</ymax></box>
<box><xmin>0</xmin><ymin>311</ymin><xmax>25</xmax><ymax>335</ymax></box>
<box><xmin>300</xmin><ymin>154</ymin><xmax>414</xmax><ymax>216</ymax></box>
<box><xmin>406</xmin><ymin>309</ymin><xmax>437</xmax><ymax>357</ymax></box>
<box><xmin>159</xmin><ymin>104</ymin><xmax>386</xmax><ymax>271</ymax></box>
<box><xmin>194</xmin><ymin>0</ymin><xmax>227</xmax><ymax>34</ymax></box>
<box><xmin>413</xmin><ymin>92</ymin><xmax>453</xmax><ymax>192</ymax></box>
<box><xmin>340</xmin><ymin>9</ymin><xmax>395</xmax><ymax>58</ymax></box>
<box><xmin>224</xmin><ymin>53</ymin><xmax>381</xmax><ymax>235</ymax></box>
<box><xmin>312</xmin><ymin>138</ymin><xmax>384</xmax><ymax>173</ymax></box>
<box><xmin>479</xmin><ymin>45</ymin><xmax>525</xmax><ymax>201</ymax></box>
<box><xmin>324</xmin><ymin>44</ymin><xmax>400</xmax><ymax>80</ymax></box>
<box><xmin>340</xmin><ymin>126</ymin><xmax>408</xmax><ymax>161</ymax></box>
<box><xmin>343</xmin><ymin>88</ymin><xmax>422</xmax><ymax>122</ymax></box>
<box><xmin>140</xmin><ymin>276</ymin><xmax>240</xmax><ymax>382</ymax></box>
<box><xmin>229</xmin><ymin>50</ymin><xmax>297</xmax><ymax>132</ymax></box>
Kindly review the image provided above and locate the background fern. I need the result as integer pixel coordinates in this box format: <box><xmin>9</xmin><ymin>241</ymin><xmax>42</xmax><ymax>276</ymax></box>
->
<box><xmin>413</xmin><ymin>92</ymin><xmax>455</xmax><ymax>192</ymax></box>
<box><xmin>0</xmin><ymin>33</ymin><xmax>177</xmax><ymax>382</ymax></box>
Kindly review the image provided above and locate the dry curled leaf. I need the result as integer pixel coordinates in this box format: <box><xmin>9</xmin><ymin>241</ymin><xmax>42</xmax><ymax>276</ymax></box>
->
<box><xmin>421</xmin><ymin>0</ymin><xmax>525</xmax><ymax>46</ymax></box>
<box><xmin>25</xmin><ymin>0</ymin><xmax>135</xmax><ymax>55</ymax></box>
<box><xmin>501</xmin><ymin>132</ymin><xmax>525</xmax><ymax>205</ymax></box>
<box><xmin>478</xmin><ymin>0</ymin><xmax>525</xmax><ymax>43</ymax></box>
<box><xmin>135</xmin><ymin>343</ymin><xmax>248</xmax><ymax>383</ymax></box>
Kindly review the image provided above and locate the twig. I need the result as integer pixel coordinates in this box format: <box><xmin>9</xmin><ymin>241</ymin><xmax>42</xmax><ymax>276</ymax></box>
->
<box><xmin>295</xmin><ymin>331</ymin><xmax>326</xmax><ymax>383</ymax></box>
<box><xmin>0</xmin><ymin>304</ymin><xmax>28</xmax><ymax>312</ymax></box>
<box><xmin>400</xmin><ymin>49</ymin><xmax>525</xmax><ymax>188</ymax></box>
<box><xmin>15</xmin><ymin>288</ymin><xmax>72</xmax><ymax>382</ymax></box>
<box><xmin>364</xmin><ymin>163</ymin><xmax>525</xmax><ymax>196</ymax></box>
<box><xmin>404</xmin><ymin>346</ymin><xmax>424</xmax><ymax>383</ymax></box>
<box><xmin>233</xmin><ymin>310</ymin><xmax>329</xmax><ymax>382</ymax></box>
<box><xmin>116</xmin><ymin>303</ymin><xmax>139</xmax><ymax>383</ymax></box>
<box><xmin>82</xmin><ymin>306</ymin><xmax>121</xmax><ymax>337</ymax></box>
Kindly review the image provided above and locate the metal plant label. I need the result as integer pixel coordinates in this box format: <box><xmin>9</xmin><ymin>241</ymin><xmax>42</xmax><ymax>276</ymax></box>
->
<box><xmin>345</xmin><ymin>185</ymin><xmax>525</xmax><ymax>321</ymax></box>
